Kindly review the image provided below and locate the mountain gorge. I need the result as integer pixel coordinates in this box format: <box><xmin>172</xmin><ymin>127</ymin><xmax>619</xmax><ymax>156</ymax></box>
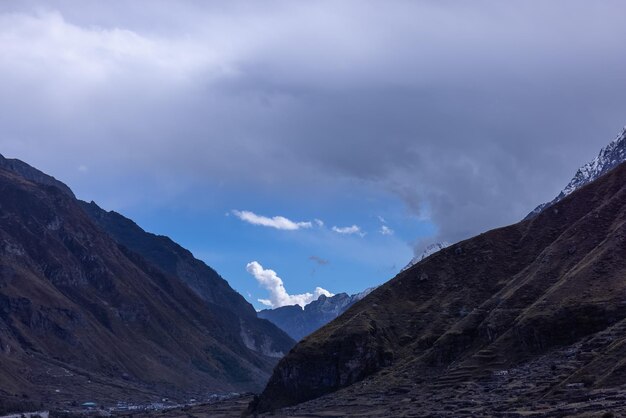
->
<box><xmin>0</xmin><ymin>156</ymin><xmax>294</xmax><ymax>413</ymax></box>
<box><xmin>251</xmin><ymin>160</ymin><xmax>626</xmax><ymax>416</ymax></box>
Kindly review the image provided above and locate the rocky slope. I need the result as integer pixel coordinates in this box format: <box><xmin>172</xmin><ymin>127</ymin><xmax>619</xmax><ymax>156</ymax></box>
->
<box><xmin>250</xmin><ymin>160</ymin><xmax>626</xmax><ymax>415</ymax></box>
<box><xmin>257</xmin><ymin>289</ymin><xmax>374</xmax><ymax>341</ymax></box>
<box><xmin>526</xmin><ymin>125</ymin><xmax>626</xmax><ymax>219</ymax></box>
<box><xmin>0</xmin><ymin>157</ymin><xmax>293</xmax><ymax>413</ymax></box>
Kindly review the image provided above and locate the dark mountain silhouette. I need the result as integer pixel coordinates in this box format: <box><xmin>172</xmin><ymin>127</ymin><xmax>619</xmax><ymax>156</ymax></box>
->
<box><xmin>250</xmin><ymin>161</ymin><xmax>626</xmax><ymax>416</ymax></box>
<box><xmin>0</xmin><ymin>156</ymin><xmax>294</xmax><ymax>413</ymax></box>
<box><xmin>257</xmin><ymin>289</ymin><xmax>374</xmax><ymax>341</ymax></box>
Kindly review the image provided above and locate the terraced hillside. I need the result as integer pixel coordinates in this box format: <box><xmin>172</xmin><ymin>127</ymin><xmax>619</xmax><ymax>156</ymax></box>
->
<box><xmin>251</xmin><ymin>161</ymin><xmax>626</xmax><ymax>416</ymax></box>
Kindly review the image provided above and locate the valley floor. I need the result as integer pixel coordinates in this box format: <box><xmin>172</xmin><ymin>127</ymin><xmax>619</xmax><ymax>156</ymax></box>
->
<box><xmin>96</xmin><ymin>385</ymin><xmax>626</xmax><ymax>418</ymax></box>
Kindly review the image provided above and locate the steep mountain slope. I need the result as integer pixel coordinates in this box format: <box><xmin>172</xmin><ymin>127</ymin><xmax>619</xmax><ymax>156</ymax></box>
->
<box><xmin>526</xmin><ymin>126</ymin><xmax>626</xmax><ymax>219</ymax></box>
<box><xmin>80</xmin><ymin>201</ymin><xmax>293</xmax><ymax>358</ymax></box>
<box><xmin>0</xmin><ymin>163</ymin><xmax>289</xmax><ymax>413</ymax></box>
<box><xmin>251</xmin><ymin>161</ymin><xmax>626</xmax><ymax>415</ymax></box>
<box><xmin>258</xmin><ymin>289</ymin><xmax>374</xmax><ymax>341</ymax></box>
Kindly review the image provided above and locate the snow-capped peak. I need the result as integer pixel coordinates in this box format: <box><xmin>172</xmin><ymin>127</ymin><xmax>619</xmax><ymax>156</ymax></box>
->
<box><xmin>402</xmin><ymin>241</ymin><xmax>450</xmax><ymax>271</ymax></box>
<box><xmin>352</xmin><ymin>286</ymin><xmax>377</xmax><ymax>301</ymax></box>
<box><xmin>526</xmin><ymin>125</ymin><xmax>626</xmax><ymax>219</ymax></box>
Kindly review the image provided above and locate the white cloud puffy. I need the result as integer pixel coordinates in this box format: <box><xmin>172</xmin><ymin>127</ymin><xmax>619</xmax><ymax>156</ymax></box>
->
<box><xmin>232</xmin><ymin>210</ymin><xmax>312</xmax><ymax>230</ymax></box>
<box><xmin>380</xmin><ymin>225</ymin><xmax>394</xmax><ymax>235</ymax></box>
<box><xmin>246</xmin><ymin>261</ymin><xmax>333</xmax><ymax>308</ymax></box>
<box><xmin>332</xmin><ymin>225</ymin><xmax>365</xmax><ymax>237</ymax></box>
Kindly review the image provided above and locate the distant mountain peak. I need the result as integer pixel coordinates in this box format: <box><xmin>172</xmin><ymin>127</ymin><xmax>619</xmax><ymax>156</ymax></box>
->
<box><xmin>258</xmin><ymin>287</ymin><xmax>378</xmax><ymax>341</ymax></box>
<box><xmin>526</xmin><ymin>125</ymin><xmax>626</xmax><ymax>219</ymax></box>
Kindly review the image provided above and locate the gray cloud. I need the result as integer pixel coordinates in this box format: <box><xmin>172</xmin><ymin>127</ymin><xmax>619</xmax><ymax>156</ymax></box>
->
<box><xmin>308</xmin><ymin>256</ymin><xmax>329</xmax><ymax>266</ymax></box>
<box><xmin>1</xmin><ymin>1</ymin><xmax>626</xmax><ymax>252</ymax></box>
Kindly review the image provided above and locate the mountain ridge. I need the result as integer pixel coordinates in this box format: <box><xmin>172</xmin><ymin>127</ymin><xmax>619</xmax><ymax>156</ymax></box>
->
<box><xmin>0</xmin><ymin>156</ymin><xmax>293</xmax><ymax>413</ymax></box>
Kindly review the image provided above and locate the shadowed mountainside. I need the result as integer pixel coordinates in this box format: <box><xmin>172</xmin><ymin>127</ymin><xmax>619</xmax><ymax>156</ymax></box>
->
<box><xmin>251</xmin><ymin>161</ymin><xmax>626</xmax><ymax>415</ymax></box>
<box><xmin>80</xmin><ymin>201</ymin><xmax>293</xmax><ymax>358</ymax></box>
<box><xmin>0</xmin><ymin>159</ymin><xmax>293</xmax><ymax>413</ymax></box>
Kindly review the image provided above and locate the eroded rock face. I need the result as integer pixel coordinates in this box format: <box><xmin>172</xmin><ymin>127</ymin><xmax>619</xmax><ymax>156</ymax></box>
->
<box><xmin>252</xmin><ymin>161</ymin><xmax>626</xmax><ymax>413</ymax></box>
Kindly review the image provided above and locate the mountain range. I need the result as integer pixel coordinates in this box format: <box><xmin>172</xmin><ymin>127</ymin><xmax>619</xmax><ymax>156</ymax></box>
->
<box><xmin>250</xmin><ymin>128</ymin><xmax>626</xmax><ymax>416</ymax></box>
<box><xmin>257</xmin><ymin>288</ymin><xmax>375</xmax><ymax>341</ymax></box>
<box><xmin>0</xmin><ymin>155</ymin><xmax>294</xmax><ymax>414</ymax></box>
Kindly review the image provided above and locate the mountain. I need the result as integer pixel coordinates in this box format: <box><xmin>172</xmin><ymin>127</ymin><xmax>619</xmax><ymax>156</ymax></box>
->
<box><xmin>402</xmin><ymin>241</ymin><xmax>450</xmax><ymax>271</ymax></box>
<box><xmin>250</xmin><ymin>161</ymin><xmax>626</xmax><ymax>416</ymax></box>
<box><xmin>257</xmin><ymin>288</ymin><xmax>375</xmax><ymax>341</ymax></box>
<box><xmin>526</xmin><ymin>126</ymin><xmax>626</xmax><ymax>219</ymax></box>
<box><xmin>0</xmin><ymin>156</ymin><xmax>293</xmax><ymax>413</ymax></box>
<box><xmin>79</xmin><ymin>201</ymin><xmax>293</xmax><ymax>358</ymax></box>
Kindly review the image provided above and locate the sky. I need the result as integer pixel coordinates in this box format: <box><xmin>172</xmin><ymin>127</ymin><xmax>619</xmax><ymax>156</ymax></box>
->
<box><xmin>1</xmin><ymin>1</ymin><xmax>626</xmax><ymax>310</ymax></box>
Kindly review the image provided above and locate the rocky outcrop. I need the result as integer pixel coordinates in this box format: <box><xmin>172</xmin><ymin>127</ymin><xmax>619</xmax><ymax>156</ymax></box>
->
<box><xmin>251</xmin><ymin>161</ymin><xmax>626</xmax><ymax>413</ymax></box>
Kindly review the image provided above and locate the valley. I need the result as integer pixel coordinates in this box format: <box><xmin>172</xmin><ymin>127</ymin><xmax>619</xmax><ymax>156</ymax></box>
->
<box><xmin>2</xmin><ymin>3</ymin><xmax>626</xmax><ymax>416</ymax></box>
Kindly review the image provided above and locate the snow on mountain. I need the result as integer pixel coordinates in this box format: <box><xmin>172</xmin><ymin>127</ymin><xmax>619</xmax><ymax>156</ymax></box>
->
<box><xmin>257</xmin><ymin>287</ymin><xmax>378</xmax><ymax>341</ymax></box>
<box><xmin>352</xmin><ymin>286</ymin><xmax>376</xmax><ymax>301</ymax></box>
<box><xmin>403</xmin><ymin>241</ymin><xmax>451</xmax><ymax>271</ymax></box>
<box><xmin>526</xmin><ymin>125</ymin><xmax>626</xmax><ymax>219</ymax></box>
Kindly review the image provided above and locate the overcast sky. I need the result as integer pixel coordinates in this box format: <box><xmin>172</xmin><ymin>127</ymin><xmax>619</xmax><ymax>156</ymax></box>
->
<box><xmin>1</xmin><ymin>1</ymin><xmax>625</xmax><ymax>308</ymax></box>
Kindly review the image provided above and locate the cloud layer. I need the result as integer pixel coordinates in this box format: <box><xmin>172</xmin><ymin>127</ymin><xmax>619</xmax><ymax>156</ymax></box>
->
<box><xmin>246</xmin><ymin>261</ymin><xmax>333</xmax><ymax>308</ymax></box>
<box><xmin>1</xmin><ymin>1</ymin><xmax>626</xmax><ymax>254</ymax></box>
